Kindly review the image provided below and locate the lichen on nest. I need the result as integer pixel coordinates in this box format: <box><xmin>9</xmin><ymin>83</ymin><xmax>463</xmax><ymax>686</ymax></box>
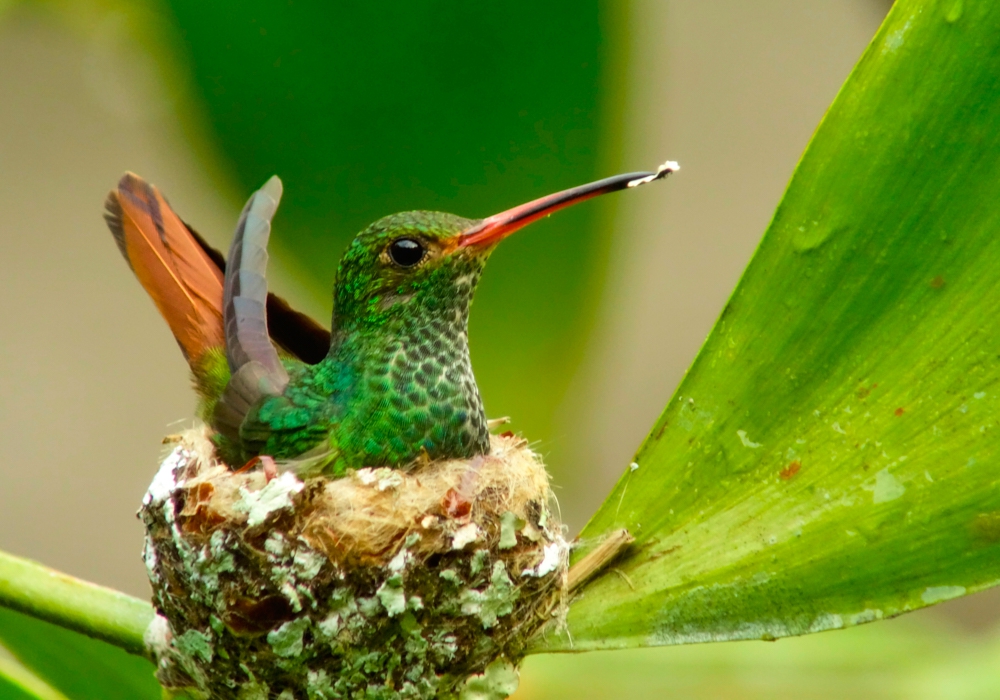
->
<box><xmin>140</xmin><ymin>427</ymin><xmax>568</xmax><ymax>700</ymax></box>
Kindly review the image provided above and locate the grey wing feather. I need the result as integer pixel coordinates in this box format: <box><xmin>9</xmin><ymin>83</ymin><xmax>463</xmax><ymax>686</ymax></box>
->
<box><xmin>232</xmin><ymin>297</ymin><xmax>279</xmax><ymax>367</ymax></box>
<box><xmin>214</xmin><ymin>361</ymin><xmax>288</xmax><ymax>443</ymax></box>
<box><xmin>222</xmin><ymin>175</ymin><xmax>288</xmax><ymax>384</ymax></box>
<box><xmin>215</xmin><ymin>176</ymin><xmax>290</xmax><ymax>446</ymax></box>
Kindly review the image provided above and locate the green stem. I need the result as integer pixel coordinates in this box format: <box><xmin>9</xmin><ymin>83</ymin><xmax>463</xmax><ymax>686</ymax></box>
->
<box><xmin>0</xmin><ymin>549</ymin><xmax>153</xmax><ymax>658</ymax></box>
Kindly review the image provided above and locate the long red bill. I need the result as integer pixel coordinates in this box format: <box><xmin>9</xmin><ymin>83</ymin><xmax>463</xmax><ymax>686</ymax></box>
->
<box><xmin>457</xmin><ymin>161</ymin><xmax>679</xmax><ymax>248</ymax></box>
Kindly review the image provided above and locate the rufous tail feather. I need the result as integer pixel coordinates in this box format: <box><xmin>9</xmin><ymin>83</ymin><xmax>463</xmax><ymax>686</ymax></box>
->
<box><xmin>104</xmin><ymin>172</ymin><xmax>332</xmax><ymax>368</ymax></box>
<box><xmin>104</xmin><ymin>172</ymin><xmax>225</xmax><ymax>364</ymax></box>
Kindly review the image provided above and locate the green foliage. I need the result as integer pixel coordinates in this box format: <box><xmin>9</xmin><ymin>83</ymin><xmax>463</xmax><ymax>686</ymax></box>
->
<box><xmin>0</xmin><ymin>608</ymin><xmax>159</xmax><ymax>700</ymax></box>
<box><xmin>537</xmin><ymin>0</ymin><xmax>1000</xmax><ymax>652</ymax></box>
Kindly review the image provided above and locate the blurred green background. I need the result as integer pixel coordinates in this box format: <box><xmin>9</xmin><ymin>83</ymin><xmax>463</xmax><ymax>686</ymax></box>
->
<box><xmin>1</xmin><ymin>0</ymin><xmax>998</xmax><ymax>696</ymax></box>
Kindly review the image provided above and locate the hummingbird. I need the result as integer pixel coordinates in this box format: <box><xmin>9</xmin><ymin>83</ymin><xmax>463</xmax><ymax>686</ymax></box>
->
<box><xmin>105</xmin><ymin>163</ymin><xmax>678</xmax><ymax>475</ymax></box>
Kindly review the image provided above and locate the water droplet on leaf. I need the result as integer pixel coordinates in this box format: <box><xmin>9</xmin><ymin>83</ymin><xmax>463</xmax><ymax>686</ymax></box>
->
<box><xmin>946</xmin><ymin>0</ymin><xmax>964</xmax><ymax>23</ymax></box>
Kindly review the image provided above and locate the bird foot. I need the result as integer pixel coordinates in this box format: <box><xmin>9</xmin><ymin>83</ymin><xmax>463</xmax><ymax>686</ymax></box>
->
<box><xmin>235</xmin><ymin>455</ymin><xmax>279</xmax><ymax>482</ymax></box>
<box><xmin>260</xmin><ymin>456</ymin><xmax>278</xmax><ymax>482</ymax></box>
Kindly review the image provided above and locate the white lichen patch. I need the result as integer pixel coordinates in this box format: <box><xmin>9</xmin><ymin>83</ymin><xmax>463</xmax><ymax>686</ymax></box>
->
<box><xmin>459</xmin><ymin>658</ymin><xmax>520</xmax><ymax>700</ymax></box>
<box><xmin>452</xmin><ymin>523</ymin><xmax>481</xmax><ymax>550</ymax></box>
<box><xmin>498</xmin><ymin>512</ymin><xmax>524</xmax><ymax>550</ymax></box>
<box><xmin>459</xmin><ymin>562</ymin><xmax>518</xmax><ymax>629</ymax></box>
<box><xmin>143</xmin><ymin>614</ymin><xmax>172</xmax><ymax>656</ymax></box>
<box><xmin>142</xmin><ymin>537</ymin><xmax>159</xmax><ymax>584</ymax></box>
<box><xmin>376</xmin><ymin>574</ymin><xmax>407</xmax><ymax>616</ymax></box>
<box><xmin>356</xmin><ymin>466</ymin><xmax>405</xmax><ymax>492</ymax></box>
<box><xmin>267</xmin><ymin>618</ymin><xmax>310</xmax><ymax>657</ymax></box>
<box><xmin>522</xmin><ymin>540</ymin><xmax>569</xmax><ymax>578</ymax></box>
<box><xmin>145</xmin><ymin>446</ymin><xmax>184</xmax><ymax>505</ymax></box>
<box><xmin>140</xmin><ymin>427</ymin><xmax>567</xmax><ymax>700</ymax></box>
<box><xmin>236</xmin><ymin>471</ymin><xmax>304</xmax><ymax>527</ymax></box>
<box><xmin>292</xmin><ymin>546</ymin><xmax>324</xmax><ymax>580</ymax></box>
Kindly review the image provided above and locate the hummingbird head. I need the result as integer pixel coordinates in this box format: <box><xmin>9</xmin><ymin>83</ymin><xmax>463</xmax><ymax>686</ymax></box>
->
<box><xmin>331</xmin><ymin>162</ymin><xmax>681</xmax><ymax>337</ymax></box>
<box><xmin>323</xmin><ymin>163</ymin><xmax>678</xmax><ymax>468</ymax></box>
<box><xmin>332</xmin><ymin>210</ymin><xmax>488</xmax><ymax>336</ymax></box>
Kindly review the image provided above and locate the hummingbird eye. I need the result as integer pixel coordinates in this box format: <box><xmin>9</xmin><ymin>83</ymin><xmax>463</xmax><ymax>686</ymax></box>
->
<box><xmin>388</xmin><ymin>238</ymin><xmax>425</xmax><ymax>267</ymax></box>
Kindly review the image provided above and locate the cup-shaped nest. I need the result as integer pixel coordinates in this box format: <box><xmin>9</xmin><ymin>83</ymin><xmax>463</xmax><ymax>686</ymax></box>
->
<box><xmin>140</xmin><ymin>427</ymin><xmax>568</xmax><ymax>700</ymax></box>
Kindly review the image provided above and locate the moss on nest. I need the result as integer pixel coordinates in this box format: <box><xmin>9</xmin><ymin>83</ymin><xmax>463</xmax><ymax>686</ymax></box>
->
<box><xmin>140</xmin><ymin>427</ymin><xmax>568</xmax><ymax>699</ymax></box>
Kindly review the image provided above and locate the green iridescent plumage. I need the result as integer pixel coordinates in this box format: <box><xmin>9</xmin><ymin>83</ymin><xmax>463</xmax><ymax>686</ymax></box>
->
<box><xmin>213</xmin><ymin>211</ymin><xmax>491</xmax><ymax>475</ymax></box>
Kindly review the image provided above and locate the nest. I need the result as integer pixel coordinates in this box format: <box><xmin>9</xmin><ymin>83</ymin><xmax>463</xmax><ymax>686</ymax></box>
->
<box><xmin>140</xmin><ymin>427</ymin><xmax>568</xmax><ymax>700</ymax></box>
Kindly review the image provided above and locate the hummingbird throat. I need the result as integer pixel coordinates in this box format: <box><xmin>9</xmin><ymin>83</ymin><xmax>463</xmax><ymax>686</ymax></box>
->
<box><xmin>323</xmin><ymin>253</ymin><xmax>491</xmax><ymax>469</ymax></box>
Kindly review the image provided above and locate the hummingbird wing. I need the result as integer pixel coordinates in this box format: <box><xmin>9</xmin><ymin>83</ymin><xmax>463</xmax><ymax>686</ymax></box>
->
<box><xmin>222</xmin><ymin>176</ymin><xmax>289</xmax><ymax>380</ymax></box>
<box><xmin>104</xmin><ymin>173</ymin><xmax>225</xmax><ymax>363</ymax></box>
<box><xmin>182</xmin><ymin>221</ymin><xmax>331</xmax><ymax>364</ymax></box>
<box><xmin>105</xmin><ymin>173</ymin><xmax>332</xmax><ymax>367</ymax></box>
<box><xmin>214</xmin><ymin>177</ymin><xmax>292</xmax><ymax>443</ymax></box>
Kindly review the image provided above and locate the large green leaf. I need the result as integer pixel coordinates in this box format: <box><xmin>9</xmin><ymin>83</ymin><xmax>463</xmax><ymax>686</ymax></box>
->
<box><xmin>0</xmin><ymin>608</ymin><xmax>159</xmax><ymax>700</ymax></box>
<box><xmin>534</xmin><ymin>0</ymin><xmax>1000</xmax><ymax>652</ymax></box>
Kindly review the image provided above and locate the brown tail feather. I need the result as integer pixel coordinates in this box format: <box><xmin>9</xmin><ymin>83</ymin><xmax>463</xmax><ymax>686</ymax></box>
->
<box><xmin>104</xmin><ymin>172</ymin><xmax>225</xmax><ymax>363</ymax></box>
<box><xmin>105</xmin><ymin>172</ymin><xmax>332</xmax><ymax>366</ymax></box>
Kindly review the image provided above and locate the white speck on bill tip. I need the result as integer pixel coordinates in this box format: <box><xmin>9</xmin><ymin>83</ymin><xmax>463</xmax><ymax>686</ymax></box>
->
<box><xmin>627</xmin><ymin>161</ymin><xmax>680</xmax><ymax>188</ymax></box>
